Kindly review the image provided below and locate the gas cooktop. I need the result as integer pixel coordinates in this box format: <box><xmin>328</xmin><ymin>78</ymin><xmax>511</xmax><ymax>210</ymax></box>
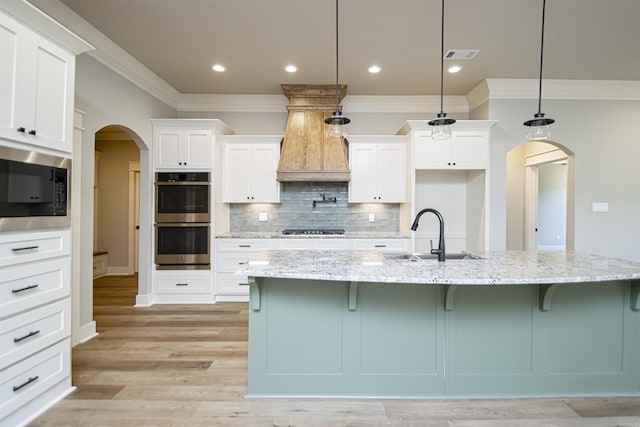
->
<box><xmin>281</xmin><ymin>228</ymin><xmax>346</xmax><ymax>235</ymax></box>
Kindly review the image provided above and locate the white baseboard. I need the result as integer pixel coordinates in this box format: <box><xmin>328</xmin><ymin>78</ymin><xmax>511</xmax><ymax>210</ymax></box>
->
<box><xmin>74</xmin><ymin>321</ymin><xmax>97</xmax><ymax>345</ymax></box>
<box><xmin>135</xmin><ymin>293</ymin><xmax>153</xmax><ymax>307</ymax></box>
<box><xmin>107</xmin><ymin>266</ymin><xmax>134</xmax><ymax>275</ymax></box>
<box><xmin>216</xmin><ymin>295</ymin><xmax>249</xmax><ymax>303</ymax></box>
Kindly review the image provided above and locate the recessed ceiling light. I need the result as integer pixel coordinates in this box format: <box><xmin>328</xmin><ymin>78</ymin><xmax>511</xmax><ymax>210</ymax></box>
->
<box><xmin>285</xmin><ymin>65</ymin><xmax>297</xmax><ymax>73</ymax></box>
<box><xmin>212</xmin><ymin>64</ymin><xmax>225</xmax><ymax>72</ymax></box>
<box><xmin>368</xmin><ymin>65</ymin><xmax>382</xmax><ymax>74</ymax></box>
<box><xmin>448</xmin><ymin>65</ymin><xmax>462</xmax><ymax>73</ymax></box>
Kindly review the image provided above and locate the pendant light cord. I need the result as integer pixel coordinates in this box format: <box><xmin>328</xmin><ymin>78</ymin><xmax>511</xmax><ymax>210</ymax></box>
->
<box><xmin>439</xmin><ymin>0</ymin><xmax>445</xmax><ymax>115</ymax></box>
<box><xmin>537</xmin><ymin>0</ymin><xmax>546</xmax><ymax>115</ymax></box>
<box><xmin>334</xmin><ymin>0</ymin><xmax>340</xmax><ymax>111</ymax></box>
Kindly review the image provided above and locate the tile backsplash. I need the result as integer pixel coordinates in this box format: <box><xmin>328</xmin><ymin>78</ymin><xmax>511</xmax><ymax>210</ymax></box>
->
<box><xmin>229</xmin><ymin>182</ymin><xmax>399</xmax><ymax>232</ymax></box>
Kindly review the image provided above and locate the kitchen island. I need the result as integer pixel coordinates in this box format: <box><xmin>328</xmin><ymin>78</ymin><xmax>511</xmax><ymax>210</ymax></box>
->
<box><xmin>239</xmin><ymin>250</ymin><xmax>640</xmax><ymax>398</ymax></box>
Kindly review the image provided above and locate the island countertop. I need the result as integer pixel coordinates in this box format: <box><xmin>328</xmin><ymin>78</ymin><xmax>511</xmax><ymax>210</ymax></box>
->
<box><xmin>238</xmin><ymin>249</ymin><xmax>640</xmax><ymax>285</ymax></box>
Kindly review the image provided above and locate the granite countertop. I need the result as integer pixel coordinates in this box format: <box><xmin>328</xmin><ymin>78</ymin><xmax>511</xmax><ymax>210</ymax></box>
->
<box><xmin>216</xmin><ymin>232</ymin><xmax>410</xmax><ymax>239</ymax></box>
<box><xmin>238</xmin><ymin>250</ymin><xmax>640</xmax><ymax>285</ymax></box>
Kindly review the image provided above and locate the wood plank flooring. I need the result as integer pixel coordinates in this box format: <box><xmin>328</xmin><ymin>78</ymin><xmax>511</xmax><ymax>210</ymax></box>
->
<box><xmin>29</xmin><ymin>275</ymin><xmax>640</xmax><ymax>426</ymax></box>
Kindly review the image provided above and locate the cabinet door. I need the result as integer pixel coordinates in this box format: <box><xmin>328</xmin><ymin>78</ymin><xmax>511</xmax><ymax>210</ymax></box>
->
<box><xmin>222</xmin><ymin>144</ymin><xmax>252</xmax><ymax>202</ymax></box>
<box><xmin>349</xmin><ymin>144</ymin><xmax>378</xmax><ymax>202</ymax></box>
<box><xmin>450</xmin><ymin>132</ymin><xmax>488</xmax><ymax>169</ymax></box>
<box><xmin>0</xmin><ymin>14</ymin><xmax>74</xmax><ymax>153</ymax></box>
<box><xmin>377</xmin><ymin>144</ymin><xmax>406</xmax><ymax>202</ymax></box>
<box><xmin>250</xmin><ymin>144</ymin><xmax>280</xmax><ymax>202</ymax></box>
<box><xmin>155</xmin><ymin>131</ymin><xmax>182</xmax><ymax>168</ymax></box>
<box><xmin>182</xmin><ymin>130</ymin><xmax>212</xmax><ymax>169</ymax></box>
<box><xmin>413</xmin><ymin>132</ymin><xmax>452</xmax><ymax>169</ymax></box>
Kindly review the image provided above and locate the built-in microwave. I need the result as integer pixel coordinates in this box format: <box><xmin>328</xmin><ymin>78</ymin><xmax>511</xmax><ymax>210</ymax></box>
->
<box><xmin>155</xmin><ymin>172</ymin><xmax>210</xmax><ymax>223</ymax></box>
<box><xmin>0</xmin><ymin>146</ymin><xmax>70</xmax><ymax>231</ymax></box>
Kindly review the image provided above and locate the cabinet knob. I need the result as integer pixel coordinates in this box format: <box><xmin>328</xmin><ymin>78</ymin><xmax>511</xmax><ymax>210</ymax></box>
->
<box><xmin>17</xmin><ymin>127</ymin><xmax>25</xmax><ymax>133</ymax></box>
<box><xmin>28</xmin><ymin>129</ymin><xmax>36</xmax><ymax>136</ymax></box>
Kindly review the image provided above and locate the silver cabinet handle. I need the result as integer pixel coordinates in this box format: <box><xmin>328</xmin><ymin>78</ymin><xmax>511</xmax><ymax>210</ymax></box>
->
<box><xmin>175</xmin><ymin>283</ymin><xmax>189</xmax><ymax>286</ymax></box>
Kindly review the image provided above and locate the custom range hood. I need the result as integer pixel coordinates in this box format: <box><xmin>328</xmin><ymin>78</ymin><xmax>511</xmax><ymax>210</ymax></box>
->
<box><xmin>276</xmin><ymin>84</ymin><xmax>350</xmax><ymax>182</ymax></box>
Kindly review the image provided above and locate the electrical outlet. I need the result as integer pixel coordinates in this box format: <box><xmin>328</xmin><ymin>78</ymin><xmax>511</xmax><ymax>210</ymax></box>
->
<box><xmin>592</xmin><ymin>202</ymin><xmax>608</xmax><ymax>213</ymax></box>
<box><xmin>258</xmin><ymin>212</ymin><xmax>268</xmax><ymax>222</ymax></box>
<box><xmin>369</xmin><ymin>213</ymin><xmax>375</xmax><ymax>222</ymax></box>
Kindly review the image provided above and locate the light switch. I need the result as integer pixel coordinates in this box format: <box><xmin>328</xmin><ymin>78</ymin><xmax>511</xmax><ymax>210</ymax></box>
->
<box><xmin>592</xmin><ymin>202</ymin><xmax>608</xmax><ymax>213</ymax></box>
<box><xmin>258</xmin><ymin>212</ymin><xmax>268</xmax><ymax>221</ymax></box>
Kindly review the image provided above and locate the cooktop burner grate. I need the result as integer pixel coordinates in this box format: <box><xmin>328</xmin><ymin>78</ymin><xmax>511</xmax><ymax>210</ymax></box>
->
<box><xmin>281</xmin><ymin>228</ymin><xmax>346</xmax><ymax>235</ymax></box>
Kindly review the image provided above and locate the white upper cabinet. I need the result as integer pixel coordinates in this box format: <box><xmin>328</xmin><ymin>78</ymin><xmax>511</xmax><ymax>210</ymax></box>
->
<box><xmin>151</xmin><ymin>119</ymin><xmax>232</xmax><ymax>170</ymax></box>
<box><xmin>413</xmin><ymin>130</ymin><xmax>489</xmax><ymax>170</ymax></box>
<box><xmin>348</xmin><ymin>136</ymin><xmax>406</xmax><ymax>203</ymax></box>
<box><xmin>222</xmin><ymin>136</ymin><xmax>281</xmax><ymax>203</ymax></box>
<box><xmin>155</xmin><ymin>129</ymin><xmax>213</xmax><ymax>169</ymax></box>
<box><xmin>0</xmin><ymin>11</ymin><xmax>77</xmax><ymax>153</ymax></box>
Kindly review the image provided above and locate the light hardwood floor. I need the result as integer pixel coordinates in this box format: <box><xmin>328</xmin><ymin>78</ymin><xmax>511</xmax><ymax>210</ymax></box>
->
<box><xmin>29</xmin><ymin>275</ymin><xmax>640</xmax><ymax>426</ymax></box>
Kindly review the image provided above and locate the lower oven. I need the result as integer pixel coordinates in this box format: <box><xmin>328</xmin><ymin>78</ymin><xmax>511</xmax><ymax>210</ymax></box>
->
<box><xmin>155</xmin><ymin>223</ymin><xmax>210</xmax><ymax>270</ymax></box>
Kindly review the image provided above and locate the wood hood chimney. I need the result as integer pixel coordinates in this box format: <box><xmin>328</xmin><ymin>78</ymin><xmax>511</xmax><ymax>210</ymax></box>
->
<box><xmin>276</xmin><ymin>84</ymin><xmax>350</xmax><ymax>182</ymax></box>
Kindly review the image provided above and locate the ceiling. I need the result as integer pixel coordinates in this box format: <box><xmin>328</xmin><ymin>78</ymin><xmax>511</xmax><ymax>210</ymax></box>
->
<box><xmin>31</xmin><ymin>0</ymin><xmax>640</xmax><ymax>96</ymax></box>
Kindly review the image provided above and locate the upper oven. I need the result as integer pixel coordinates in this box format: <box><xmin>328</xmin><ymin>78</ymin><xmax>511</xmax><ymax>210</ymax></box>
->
<box><xmin>155</xmin><ymin>172</ymin><xmax>210</xmax><ymax>223</ymax></box>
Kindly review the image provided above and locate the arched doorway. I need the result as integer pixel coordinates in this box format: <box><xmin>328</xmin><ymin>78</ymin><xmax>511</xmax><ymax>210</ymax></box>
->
<box><xmin>506</xmin><ymin>140</ymin><xmax>575</xmax><ymax>250</ymax></box>
<box><xmin>94</xmin><ymin>125</ymin><xmax>141</xmax><ymax>276</ymax></box>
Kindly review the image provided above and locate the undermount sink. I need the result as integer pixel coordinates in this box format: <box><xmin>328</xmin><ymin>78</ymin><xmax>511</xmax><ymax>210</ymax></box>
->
<box><xmin>383</xmin><ymin>252</ymin><xmax>482</xmax><ymax>261</ymax></box>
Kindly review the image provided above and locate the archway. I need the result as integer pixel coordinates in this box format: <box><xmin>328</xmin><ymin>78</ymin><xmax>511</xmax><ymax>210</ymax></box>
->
<box><xmin>506</xmin><ymin>140</ymin><xmax>575</xmax><ymax>251</ymax></box>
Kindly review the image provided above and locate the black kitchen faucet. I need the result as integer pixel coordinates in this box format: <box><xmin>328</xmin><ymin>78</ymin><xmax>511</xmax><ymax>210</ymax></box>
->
<box><xmin>411</xmin><ymin>208</ymin><xmax>446</xmax><ymax>262</ymax></box>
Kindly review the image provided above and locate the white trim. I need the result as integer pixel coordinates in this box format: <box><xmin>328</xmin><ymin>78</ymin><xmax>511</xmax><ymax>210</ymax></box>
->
<box><xmin>485</xmin><ymin>79</ymin><xmax>640</xmax><ymax>101</ymax></box>
<box><xmin>135</xmin><ymin>294</ymin><xmax>153</xmax><ymax>307</ymax></box>
<box><xmin>524</xmin><ymin>149</ymin><xmax>567</xmax><ymax>167</ymax></box>
<box><xmin>106</xmin><ymin>266</ymin><xmax>133</xmax><ymax>275</ymax></box>
<box><xmin>127</xmin><ymin>162</ymin><xmax>140</xmax><ymax>276</ymax></box>
<box><xmin>525</xmin><ymin>166</ymin><xmax>539</xmax><ymax>251</ymax></box>
<box><xmin>466</xmin><ymin>80</ymin><xmax>490</xmax><ymax>112</ymax></box>
<box><xmin>74</xmin><ymin>321</ymin><xmax>97</xmax><ymax>345</ymax></box>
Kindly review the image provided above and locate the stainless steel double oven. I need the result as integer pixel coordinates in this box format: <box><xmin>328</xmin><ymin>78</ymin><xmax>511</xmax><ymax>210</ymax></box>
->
<box><xmin>155</xmin><ymin>172</ymin><xmax>210</xmax><ymax>269</ymax></box>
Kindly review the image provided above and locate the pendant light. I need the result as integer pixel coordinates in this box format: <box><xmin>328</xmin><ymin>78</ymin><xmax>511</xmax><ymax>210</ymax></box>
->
<box><xmin>523</xmin><ymin>0</ymin><xmax>555</xmax><ymax>140</ymax></box>
<box><xmin>325</xmin><ymin>0</ymin><xmax>350</xmax><ymax>138</ymax></box>
<box><xmin>428</xmin><ymin>0</ymin><xmax>455</xmax><ymax>141</ymax></box>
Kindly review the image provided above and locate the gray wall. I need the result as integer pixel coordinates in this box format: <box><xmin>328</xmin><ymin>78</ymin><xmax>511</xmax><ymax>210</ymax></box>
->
<box><xmin>74</xmin><ymin>54</ymin><xmax>175</xmax><ymax>332</ymax></box>
<box><xmin>489</xmin><ymin>99</ymin><xmax>640</xmax><ymax>260</ymax></box>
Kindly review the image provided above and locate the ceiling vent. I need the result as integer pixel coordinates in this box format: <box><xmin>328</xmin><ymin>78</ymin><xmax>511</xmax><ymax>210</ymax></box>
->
<box><xmin>444</xmin><ymin>49</ymin><xmax>479</xmax><ymax>60</ymax></box>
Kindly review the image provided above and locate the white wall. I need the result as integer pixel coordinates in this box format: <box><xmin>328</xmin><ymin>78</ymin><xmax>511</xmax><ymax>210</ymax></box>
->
<box><xmin>73</xmin><ymin>54</ymin><xmax>175</xmax><ymax>339</ymax></box>
<box><xmin>489</xmin><ymin>98</ymin><xmax>640</xmax><ymax>260</ymax></box>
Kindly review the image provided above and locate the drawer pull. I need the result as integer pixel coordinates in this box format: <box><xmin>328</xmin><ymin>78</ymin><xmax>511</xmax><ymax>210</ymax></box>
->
<box><xmin>175</xmin><ymin>283</ymin><xmax>189</xmax><ymax>286</ymax></box>
<box><xmin>14</xmin><ymin>330</ymin><xmax>41</xmax><ymax>343</ymax></box>
<box><xmin>12</xmin><ymin>245</ymin><xmax>39</xmax><ymax>252</ymax></box>
<box><xmin>239</xmin><ymin>283</ymin><xmax>249</xmax><ymax>286</ymax></box>
<box><xmin>13</xmin><ymin>376</ymin><xmax>39</xmax><ymax>392</ymax></box>
<box><xmin>238</xmin><ymin>244</ymin><xmax>251</xmax><ymax>248</ymax></box>
<box><xmin>12</xmin><ymin>284</ymin><xmax>40</xmax><ymax>294</ymax></box>
<box><xmin>374</xmin><ymin>244</ymin><xmax>387</xmax><ymax>248</ymax></box>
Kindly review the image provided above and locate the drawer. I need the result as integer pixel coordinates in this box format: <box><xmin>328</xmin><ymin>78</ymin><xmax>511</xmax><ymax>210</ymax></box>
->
<box><xmin>1</xmin><ymin>299</ymin><xmax>70</xmax><ymax>368</ymax></box>
<box><xmin>1</xmin><ymin>258</ymin><xmax>70</xmax><ymax>318</ymax></box>
<box><xmin>311</xmin><ymin>239</ymin><xmax>352</xmax><ymax>250</ymax></box>
<box><xmin>216</xmin><ymin>252</ymin><xmax>260</xmax><ymax>273</ymax></box>
<box><xmin>274</xmin><ymin>239</ymin><xmax>313</xmax><ymax>250</ymax></box>
<box><xmin>0</xmin><ymin>230</ymin><xmax>71</xmax><ymax>267</ymax></box>
<box><xmin>215</xmin><ymin>239</ymin><xmax>272</xmax><ymax>252</ymax></box>
<box><xmin>155</xmin><ymin>273</ymin><xmax>212</xmax><ymax>294</ymax></box>
<box><xmin>215</xmin><ymin>273</ymin><xmax>250</xmax><ymax>296</ymax></box>
<box><xmin>352</xmin><ymin>239</ymin><xmax>410</xmax><ymax>252</ymax></box>
<box><xmin>0</xmin><ymin>339</ymin><xmax>70</xmax><ymax>420</ymax></box>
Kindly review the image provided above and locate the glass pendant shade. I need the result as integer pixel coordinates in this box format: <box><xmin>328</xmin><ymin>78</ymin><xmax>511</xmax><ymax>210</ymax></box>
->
<box><xmin>429</xmin><ymin>112</ymin><xmax>455</xmax><ymax>141</ymax></box>
<box><xmin>524</xmin><ymin>112</ymin><xmax>555</xmax><ymax>140</ymax></box>
<box><xmin>326</xmin><ymin>111</ymin><xmax>350</xmax><ymax>137</ymax></box>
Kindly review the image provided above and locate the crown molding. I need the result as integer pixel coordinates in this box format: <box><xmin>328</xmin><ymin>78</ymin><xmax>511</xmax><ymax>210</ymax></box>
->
<box><xmin>177</xmin><ymin>94</ymin><xmax>288</xmax><ymax>113</ymax></box>
<box><xmin>2</xmin><ymin>0</ymin><xmax>93</xmax><ymax>54</ymax></box>
<box><xmin>485</xmin><ymin>79</ymin><xmax>640</xmax><ymax>101</ymax></box>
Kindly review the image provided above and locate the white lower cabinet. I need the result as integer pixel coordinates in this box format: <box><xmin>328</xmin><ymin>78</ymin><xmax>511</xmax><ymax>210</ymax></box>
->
<box><xmin>215</xmin><ymin>239</ymin><xmax>272</xmax><ymax>302</ymax></box>
<box><xmin>153</xmin><ymin>270</ymin><xmax>214</xmax><ymax>304</ymax></box>
<box><xmin>0</xmin><ymin>229</ymin><xmax>72</xmax><ymax>427</ymax></box>
<box><xmin>351</xmin><ymin>238</ymin><xmax>410</xmax><ymax>252</ymax></box>
<box><xmin>214</xmin><ymin>237</ymin><xmax>410</xmax><ymax>301</ymax></box>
